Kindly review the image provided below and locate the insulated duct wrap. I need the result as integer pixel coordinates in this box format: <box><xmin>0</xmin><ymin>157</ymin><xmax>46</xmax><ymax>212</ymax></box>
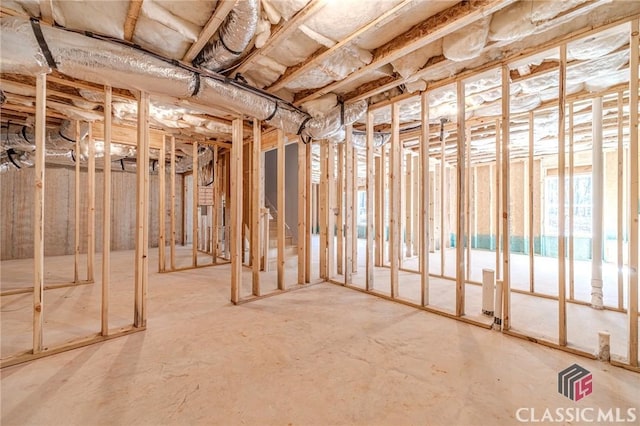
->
<box><xmin>1</xmin><ymin>121</ymin><xmax>88</xmax><ymax>153</ymax></box>
<box><xmin>0</xmin><ymin>16</ymin><xmax>365</xmax><ymax>142</ymax></box>
<box><xmin>194</xmin><ymin>0</ymin><xmax>259</xmax><ymax>71</ymax></box>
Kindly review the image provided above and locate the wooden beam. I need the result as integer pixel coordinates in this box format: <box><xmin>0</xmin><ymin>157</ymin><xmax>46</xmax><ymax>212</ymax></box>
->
<box><xmin>87</xmin><ymin>115</ymin><xmax>96</xmax><ymax>283</ymax></box>
<box><xmin>252</xmin><ymin>120</ymin><xmax>261</xmax><ymax>295</ymax></box>
<box><xmin>230</xmin><ymin>118</ymin><xmax>243</xmax><ymax>303</ymax></box>
<box><xmin>277</xmin><ymin>129</ymin><xmax>286</xmax><ymax>290</ymax></box>
<box><xmin>158</xmin><ymin>135</ymin><xmax>166</xmax><ymax>273</ymax></box>
<box><xmin>327</xmin><ymin>141</ymin><xmax>336</xmax><ymax>280</ymax></box>
<box><xmin>495</xmin><ymin>118</ymin><xmax>501</xmax><ymax>280</ymax></box>
<box><xmin>267</xmin><ymin>0</ymin><xmax>413</xmax><ymax>93</ymax></box>
<box><xmin>628</xmin><ymin>18</ymin><xmax>639</xmax><ymax>367</ymax></box>
<box><xmin>102</xmin><ymin>86</ymin><xmax>112</xmax><ymax>336</ymax></box>
<box><xmin>568</xmin><ymin>103</ymin><xmax>574</xmax><ymax>300</ymax></box>
<box><xmin>74</xmin><ymin>121</ymin><xmax>81</xmax><ymax>283</ymax></box>
<box><xmin>440</xmin><ymin>127</ymin><xmax>446</xmax><ymax>277</ymax></box>
<box><xmin>528</xmin><ymin>112</ymin><xmax>535</xmax><ymax>293</ymax></box>
<box><xmin>170</xmin><ymin>136</ymin><xmax>176</xmax><ymax>270</ymax></box>
<box><xmin>455</xmin><ymin>80</ymin><xmax>466</xmax><ymax>317</ymax></box>
<box><xmin>319</xmin><ymin>142</ymin><xmax>328</xmax><ymax>279</ymax></box>
<box><xmin>233</xmin><ymin>0</ymin><xmax>327</xmax><ymax>77</ymax></box>
<box><xmin>305</xmin><ymin>142</ymin><xmax>312</xmax><ymax>283</ymax></box>
<box><xmin>352</xmin><ymin>145</ymin><xmax>358</xmax><ymax>273</ymax></box>
<box><xmin>212</xmin><ymin>146</ymin><xmax>219</xmax><ymax>264</ymax></box>
<box><xmin>374</xmin><ymin>151</ymin><xmax>383</xmax><ymax>267</ymax></box>
<box><xmin>183</xmin><ymin>0</ymin><xmax>237</xmax><ymax>63</ymax></box>
<box><xmin>337</xmin><ymin>143</ymin><xmax>344</xmax><ymax>275</ymax></box>
<box><xmin>345</xmin><ymin>126</ymin><xmax>354</xmax><ymax>285</ymax></box>
<box><xmin>501</xmin><ymin>65</ymin><xmax>510</xmax><ymax>330</ymax></box>
<box><xmin>366</xmin><ymin>110</ymin><xmax>375</xmax><ymax>290</ymax></box>
<box><xmin>39</xmin><ymin>0</ymin><xmax>53</xmax><ymax>24</ymax></box>
<box><xmin>298</xmin><ymin>139</ymin><xmax>307</xmax><ymax>285</ymax></box>
<box><xmin>294</xmin><ymin>0</ymin><xmax>515</xmax><ymax>104</ymax></box>
<box><xmin>617</xmin><ymin>92</ymin><xmax>624</xmax><ymax>310</ymax></box>
<box><xmin>420</xmin><ymin>91</ymin><xmax>430</xmax><ymax>306</ymax></box>
<box><xmin>390</xmin><ymin>103</ymin><xmax>401</xmax><ymax>297</ymax></box>
<box><xmin>134</xmin><ymin>91</ymin><xmax>150</xmax><ymax>328</ymax></box>
<box><xmin>405</xmin><ymin>152</ymin><xmax>413</xmax><ymax>259</ymax></box>
<box><xmin>32</xmin><ymin>73</ymin><xmax>46</xmax><ymax>354</ymax></box>
<box><xmin>124</xmin><ymin>0</ymin><xmax>143</xmax><ymax>41</ymax></box>
<box><xmin>558</xmin><ymin>45</ymin><xmax>567</xmax><ymax>346</ymax></box>
<box><xmin>192</xmin><ymin>142</ymin><xmax>199</xmax><ymax>267</ymax></box>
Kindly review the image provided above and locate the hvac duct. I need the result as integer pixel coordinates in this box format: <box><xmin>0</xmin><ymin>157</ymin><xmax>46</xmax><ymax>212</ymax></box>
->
<box><xmin>193</xmin><ymin>0</ymin><xmax>259</xmax><ymax>72</ymax></box>
<box><xmin>0</xmin><ymin>16</ymin><xmax>366</xmax><ymax>141</ymax></box>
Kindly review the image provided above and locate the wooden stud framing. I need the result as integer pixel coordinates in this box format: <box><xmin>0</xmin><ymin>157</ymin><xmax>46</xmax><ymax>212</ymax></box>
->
<box><xmin>170</xmin><ymin>136</ymin><xmax>176</xmax><ymax>270</ymax></box>
<box><xmin>405</xmin><ymin>152</ymin><xmax>413</xmax><ymax>259</ymax></box>
<box><xmin>455</xmin><ymin>80</ymin><xmax>466</xmax><ymax>317</ymax></box>
<box><xmin>628</xmin><ymin>19</ymin><xmax>639</xmax><ymax>367</ymax></box>
<box><xmin>501</xmin><ymin>65</ymin><xmax>511</xmax><ymax>330</ymax></box>
<box><xmin>298</xmin><ymin>138</ymin><xmax>307</xmax><ymax>285</ymax></box>
<box><xmin>337</xmin><ymin>143</ymin><xmax>344</xmax><ymax>275</ymax></box>
<box><xmin>74</xmin><ymin>120</ymin><xmax>81</xmax><ymax>283</ymax></box>
<box><xmin>305</xmin><ymin>142</ymin><xmax>312</xmax><ymax>283</ymax></box>
<box><xmin>252</xmin><ymin>120</ymin><xmax>261</xmax><ymax>295</ymax></box>
<box><xmin>158</xmin><ymin>135</ymin><xmax>166</xmax><ymax>273</ymax></box>
<box><xmin>568</xmin><ymin>103</ymin><xmax>575</xmax><ymax>300</ymax></box>
<box><xmin>32</xmin><ymin>73</ymin><xmax>46</xmax><ymax>354</ymax></box>
<box><xmin>617</xmin><ymin>92</ymin><xmax>624</xmax><ymax>310</ymax></box>
<box><xmin>230</xmin><ymin>118</ymin><xmax>243</xmax><ymax>303</ymax></box>
<box><xmin>327</xmin><ymin>141</ymin><xmax>336</xmax><ymax>280</ymax></box>
<box><xmin>528</xmin><ymin>112</ymin><xmax>535</xmax><ymax>293</ymax></box>
<box><xmin>87</xmin><ymin>118</ymin><xmax>95</xmax><ymax>283</ymax></box>
<box><xmin>412</xmin><ymin>155</ymin><xmax>420</xmax><ymax>262</ymax></box>
<box><xmin>390</xmin><ymin>103</ymin><xmax>401</xmax><ymax>297</ymax></box>
<box><xmin>375</xmin><ymin>151</ymin><xmax>383</xmax><ymax>267</ymax></box>
<box><xmin>495</xmin><ymin>118</ymin><xmax>501</xmax><ymax>280</ymax></box>
<box><xmin>134</xmin><ymin>91</ymin><xmax>149</xmax><ymax>328</ymax></box>
<box><xmin>558</xmin><ymin>45</ymin><xmax>567</xmax><ymax>346</ymax></box>
<box><xmin>319</xmin><ymin>142</ymin><xmax>328</xmax><ymax>279</ymax></box>
<box><xmin>101</xmin><ymin>85</ymin><xmax>112</xmax><ymax>336</ymax></box>
<box><xmin>192</xmin><ymin>141</ymin><xmax>199</xmax><ymax>267</ymax></box>
<box><xmin>345</xmin><ymin>125</ymin><xmax>354</xmax><ymax>284</ymax></box>
<box><xmin>352</xmin><ymin>149</ymin><xmax>358</xmax><ymax>274</ymax></box>
<box><xmin>440</xmin><ymin>123</ymin><xmax>446</xmax><ymax>277</ymax></box>
<box><xmin>277</xmin><ymin>129</ymin><xmax>286</xmax><ymax>290</ymax></box>
<box><xmin>212</xmin><ymin>146</ymin><xmax>219</xmax><ymax>264</ymax></box>
<box><xmin>366</xmin><ymin>110</ymin><xmax>375</xmax><ymax>290</ymax></box>
<box><xmin>465</xmin><ymin>125</ymin><xmax>471</xmax><ymax>282</ymax></box>
<box><xmin>420</xmin><ymin>91</ymin><xmax>430</xmax><ymax>306</ymax></box>
<box><xmin>123</xmin><ymin>0</ymin><xmax>143</xmax><ymax>41</ymax></box>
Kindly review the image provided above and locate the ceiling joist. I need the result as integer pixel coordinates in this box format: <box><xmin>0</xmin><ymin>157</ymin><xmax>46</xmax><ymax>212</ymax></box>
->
<box><xmin>265</xmin><ymin>0</ymin><xmax>414</xmax><ymax>93</ymax></box>
<box><xmin>182</xmin><ymin>0</ymin><xmax>238</xmax><ymax>63</ymax></box>
<box><xmin>123</xmin><ymin>0</ymin><xmax>144</xmax><ymax>41</ymax></box>
<box><xmin>39</xmin><ymin>0</ymin><xmax>53</xmax><ymax>24</ymax></box>
<box><xmin>232</xmin><ymin>0</ymin><xmax>327</xmax><ymax>78</ymax></box>
<box><xmin>293</xmin><ymin>0</ymin><xmax>516</xmax><ymax>105</ymax></box>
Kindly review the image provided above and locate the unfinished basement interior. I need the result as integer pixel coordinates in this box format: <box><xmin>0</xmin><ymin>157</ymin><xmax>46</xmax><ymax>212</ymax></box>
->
<box><xmin>1</xmin><ymin>0</ymin><xmax>639</xmax><ymax>424</ymax></box>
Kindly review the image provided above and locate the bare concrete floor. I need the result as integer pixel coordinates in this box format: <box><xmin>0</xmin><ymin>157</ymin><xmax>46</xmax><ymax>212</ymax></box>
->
<box><xmin>1</xmin><ymin>240</ymin><xmax>639</xmax><ymax>425</ymax></box>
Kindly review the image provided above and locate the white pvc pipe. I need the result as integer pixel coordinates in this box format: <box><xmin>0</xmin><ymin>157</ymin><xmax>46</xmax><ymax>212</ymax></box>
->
<box><xmin>493</xmin><ymin>280</ymin><xmax>503</xmax><ymax>331</ymax></box>
<box><xmin>482</xmin><ymin>268</ymin><xmax>495</xmax><ymax>316</ymax></box>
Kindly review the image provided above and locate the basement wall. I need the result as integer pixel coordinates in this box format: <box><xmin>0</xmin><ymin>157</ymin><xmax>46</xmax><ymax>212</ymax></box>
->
<box><xmin>1</xmin><ymin>166</ymin><xmax>183</xmax><ymax>260</ymax></box>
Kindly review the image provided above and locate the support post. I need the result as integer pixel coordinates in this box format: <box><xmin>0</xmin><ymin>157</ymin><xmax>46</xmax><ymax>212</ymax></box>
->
<box><xmin>390</xmin><ymin>103</ymin><xmax>401</xmax><ymax>297</ymax></box>
<box><xmin>277</xmin><ymin>129</ymin><xmax>286</xmax><ymax>290</ymax></box>
<box><xmin>74</xmin><ymin>120</ymin><xmax>81</xmax><ymax>283</ymax></box>
<box><xmin>212</xmin><ymin>146</ymin><xmax>219</xmax><ymax>264</ymax></box>
<box><xmin>134</xmin><ymin>91</ymin><xmax>150</xmax><ymax>327</ymax></box>
<box><xmin>495</xmin><ymin>119</ymin><xmax>501</xmax><ymax>280</ymax></box>
<box><xmin>327</xmin><ymin>141</ymin><xmax>336</xmax><ymax>280</ymax></box>
<box><xmin>569</xmin><ymin>104</ymin><xmax>575</xmax><ymax>300</ymax></box>
<box><xmin>170</xmin><ymin>136</ymin><xmax>176</xmax><ymax>270</ymax></box>
<box><xmin>352</xmin><ymin>147</ymin><xmax>358</xmax><ymax>274</ymax></box>
<box><xmin>440</xmin><ymin>122</ymin><xmax>446</xmax><ymax>277</ymax></box>
<box><xmin>192</xmin><ymin>141</ymin><xmax>198</xmax><ymax>267</ymax></box>
<box><xmin>252</xmin><ymin>120</ymin><xmax>261</xmax><ymax>295</ymax></box>
<box><xmin>617</xmin><ymin>92</ymin><xmax>624</xmax><ymax>310</ymax></box>
<box><xmin>158</xmin><ymin>134</ymin><xmax>166</xmax><ymax>272</ymax></box>
<box><xmin>366</xmin><ymin>110</ymin><xmax>375</xmax><ymax>290</ymax></box>
<box><xmin>319</xmin><ymin>142</ymin><xmax>328</xmax><ymax>279</ymax></box>
<box><xmin>501</xmin><ymin>65</ymin><xmax>511</xmax><ymax>330</ymax></box>
<box><xmin>628</xmin><ymin>19</ymin><xmax>639</xmax><ymax>367</ymax></box>
<box><xmin>345</xmin><ymin>125</ymin><xmax>354</xmax><ymax>284</ymax></box>
<box><xmin>405</xmin><ymin>152</ymin><xmax>413</xmax><ymax>258</ymax></box>
<box><xmin>33</xmin><ymin>73</ymin><xmax>46</xmax><ymax>353</ymax></box>
<box><xmin>455</xmin><ymin>80</ymin><xmax>466</xmax><ymax>317</ymax></box>
<box><xmin>558</xmin><ymin>45</ymin><xmax>567</xmax><ymax>345</ymax></box>
<box><xmin>420</xmin><ymin>91</ymin><xmax>430</xmax><ymax>306</ymax></box>
<box><xmin>529</xmin><ymin>112</ymin><xmax>535</xmax><ymax>293</ymax></box>
<box><xmin>230</xmin><ymin>118</ymin><xmax>243</xmax><ymax>303</ymax></box>
<box><xmin>87</xmin><ymin>115</ymin><xmax>95</xmax><ymax>282</ymax></box>
<box><xmin>375</xmin><ymin>154</ymin><xmax>383</xmax><ymax>267</ymax></box>
<box><xmin>337</xmin><ymin>143</ymin><xmax>344</xmax><ymax>275</ymax></box>
<box><xmin>298</xmin><ymin>138</ymin><xmax>307</xmax><ymax>285</ymax></box>
<box><xmin>101</xmin><ymin>85</ymin><xmax>112</xmax><ymax>335</ymax></box>
<box><xmin>305</xmin><ymin>142</ymin><xmax>312</xmax><ymax>283</ymax></box>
